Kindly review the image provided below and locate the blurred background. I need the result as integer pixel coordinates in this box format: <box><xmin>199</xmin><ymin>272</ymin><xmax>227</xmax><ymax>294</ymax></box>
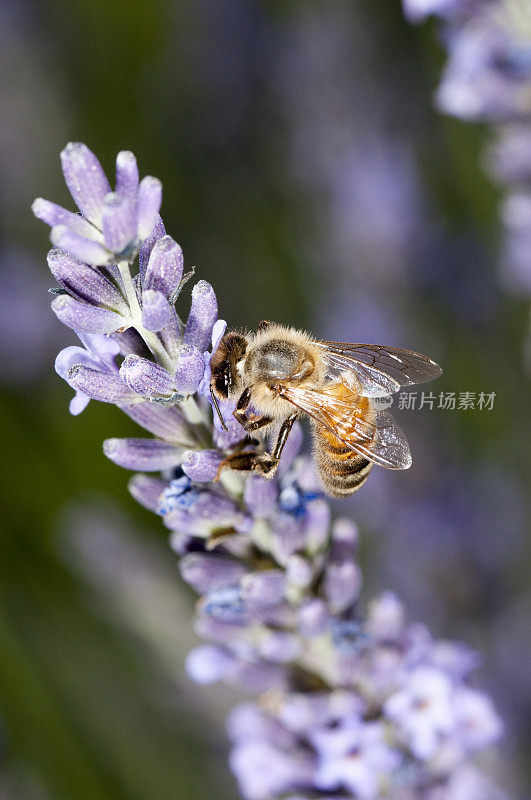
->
<box><xmin>0</xmin><ymin>0</ymin><xmax>529</xmax><ymax>798</ymax></box>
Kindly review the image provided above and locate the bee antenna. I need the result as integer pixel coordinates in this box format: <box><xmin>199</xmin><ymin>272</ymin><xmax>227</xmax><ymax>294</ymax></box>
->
<box><xmin>210</xmin><ymin>384</ymin><xmax>228</xmax><ymax>431</ymax></box>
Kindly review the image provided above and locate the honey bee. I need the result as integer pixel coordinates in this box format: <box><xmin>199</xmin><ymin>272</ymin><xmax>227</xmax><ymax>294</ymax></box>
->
<box><xmin>210</xmin><ymin>321</ymin><xmax>442</xmax><ymax>496</ymax></box>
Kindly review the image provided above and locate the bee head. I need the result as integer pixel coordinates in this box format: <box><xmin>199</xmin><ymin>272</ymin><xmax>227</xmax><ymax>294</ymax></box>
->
<box><xmin>210</xmin><ymin>331</ymin><xmax>247</xmax><ymax>400</ymax></box>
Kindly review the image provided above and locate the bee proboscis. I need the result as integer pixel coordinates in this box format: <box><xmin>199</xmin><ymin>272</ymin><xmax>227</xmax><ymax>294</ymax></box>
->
<box><xmin>209</xmin><ymin>321</ymin><xmax>442</xmax><ymax>496</ymax></box>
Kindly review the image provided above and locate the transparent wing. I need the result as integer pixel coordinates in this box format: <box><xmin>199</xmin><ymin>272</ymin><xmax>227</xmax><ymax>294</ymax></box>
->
<box><xmin>315</xmin><ymin>341</ymin><xmax>442</xmax><ymax>397</ymax></box>
<box><xmin>279</xmin><ymin>381</ymin><xmax>412</xmax><ymax>470</ymax></box>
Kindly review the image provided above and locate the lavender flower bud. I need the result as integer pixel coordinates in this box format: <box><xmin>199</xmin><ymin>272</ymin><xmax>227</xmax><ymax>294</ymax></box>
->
<box><xmin>286</xmin><ymin>555</ymin><xmax>313</xmax><ymax>589</ymax></box>
<box><xmin>60</xmin><ymin>142</ymin><xmax>110</xmax><ymax>225</ymax></box>
<box><xmin>241</xmin><ymin>570</ymin><xmax>286</xmax><ymax>606</ymax></box>
<box><xmin>51</xmin><ymin>294</ymin><xmax>124</xmax><ymax>333</ymax></box>
<box><xmin>128</xmin><ymin>474</ymin><xmax>168</xmax><ymax>513</ymax></box>
<box><xmin>140</xmin><ymin>289</ymin><xmax>172</xmax><ymax>332</ymax></box>
<box><xmin>157</xmin><ymin>308</ymin><xmax>183</xmax><ymax>360</ymax></box>
<box><xmin>50</xmin><ymin>225</ymin><xmax>110</xmax><ymax>266</ymax></box>
<box><xmin>244</xmin><ymin>475</ymin><xmax>279</xmax><ymax>517</ymax></box>
<box><xmin>182</xmin><ymin>449</ymin><xmax>223</xmax><ymax>482</ymax></box>
<box><xmin>138</xmin><ymin>214</ymin><xmax>165</xmax><ymax>282</ymax></box>
<box><xmin>297</xmin><ymin>599</ymin><xmax>329</xmax><ymax>637</ymax></box>
<box><xmin>202</xmin><ymin>586</ymin><xmax>247</xmax><ymax>624</ymax></box>
<box><xmin>136</xmin><ymin>176</ymin><xmax>163</xmax><ymax>240</ymax></box>
<box><xmin>119</xmin><ymin>354</ymin><xmax>176</xmax><ymax>400</ymax></box>
<box><xmin>143</xmin><ymin>235</ymin><xmax>184</xmax><ymax>299</ymax></box>
<box><xmin>103</xmin><ymin>437</ymin><xmax>182</xmax><ymax>471</ymax></box>
<box><xmin>102</xmin><ymin>192</ymin><xmax>136</xmax><ymax>253</ymax></box>
<box><xmin>331</xmin><ymin>516</ymin><xmax>358</xmax><ymax>547</ymax></box>
<box><xmin>366</xmin><ymin>592</ymin><xmax>405</xmax><ymax>640</ymax></box>
<box><xmin>174</xmin><ymin>343</ymin><xmax>205</xmax><ymax>395</ymax></box>
<box><xmin>115</xmin><ymin>150</ymin><xmax>139</xmax><ymax>202</ymax></box>
<box><xmin>47</xmin><ymin>248</ymin><xmax>127</xmax><ymax>312</ymax></box>
<box><xmin>32</xmin><ymin>198</ymin><xmax>97</xmax><ymax>239</ymax></box>
<box><xmin>183</xmin><ymin>280</ymin><xmax>218</xmax><ymax>352</ymax></box>
<box><xmin>454</xmin><ymin>688</ymin><xmax>503</xmax><ymax>751</ymax></box>
<box><xmin>186</xmin><ymin>645</ymin><xmax>235</xmax><ymax>684</ymax></box>
<box><xmin>304</xmin><ymin>498</ymin><xmax>331</xmax><ymax>554</ymax></box>
<box><xmin>180</xmin><ymin>553</ymin><xmax>246</xmax><ymax>594</ymax></box>
<box><xmin>68</xmin><ymin>365</ymin><xmax>138</xmax><ymax>405</ymax></box>
<box><xmin>323</xmin><ymin>560</ymin><xmax>362</xmax><ymax>614</ymax></box>
<box><xmin>257</xmin><ymin>631</ymin><xmax>300</xmax><ymax>663</ymax></box>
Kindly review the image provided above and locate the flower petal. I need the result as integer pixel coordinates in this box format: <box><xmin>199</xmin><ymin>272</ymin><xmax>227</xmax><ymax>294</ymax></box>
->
<box><xmin>102</xmin><ymin>192</ymin><xmax>136</xmax><ymax>253</ymax></box>
<box><xmin>180</xmin><ymin>553</ymin><xmax>246</xmax><ymax>594</ymax></box>
<box><xmin>50</xmin><ymin>225</ymin><xmax>111</xmax><ymax>266</ymax></box>
<box><xmin>136</xmin><ymin>176</ymin><xmax>163</xmax><ymax>240</ymax></box>
<box><xmin>47</xmin><ymin>248</ymin><xmax>128</xmax><ymax>312</ymax></box>
<box><xmin>52</xmin><ymin>294</ymin><xmax>124</xmax><ymax>333</ymax></box>
<box><xmin>119</xmin><ymin>354</ymin><xmax>176</xmax><ymax>399</ymax></box>
<box><xmin>143</xmin><ymin>235</ymin><xmax>184</xmax><ymax>298</ymax></box>
<box><xmin>181</xmin><ymin>449</ymin><xmax>223</xmax><ymax>482</ymax></box>
<box><xmin>32</xmin><ymin>198</ymin><xmax>99</xmax><ymax>239</ymax></box>
<box><xmin>138</xmin><ymin>214</ymin><xmax>166</xmax><ymax>282</ymax></box>
<box><xmin>60</xmin><ymin>142</ymin><xmax>110</xmax><ymax>225</ymax></box>
<box><xmin>68</xmin><ymin>365</ymin><xmax>137</xmax><ymax>404</ymax></box>
<box><xmin>183</xmin><ymin>280</ymin><xmax>218</xmax><ymax>352</ymax></box>
<box><xmin>140</xmin><ymin>289</ymin><xmax>172</xmax><ymax>332</ymax></box>
<box><xmin>128</xmin><ymin>473</ymin><xmax>168</xmax><ymax>512</ymax></box>
<box><xmin>103</xmin><ymin>437</ymin><xmax>182</xmax><ymax>470</ymax></box>
<box><xmin>174</xmin><ymin>343</ymin><xmax>206</xmax><ymax>395</ymax></box>
<box><xmin>115</xmin><ymin>150</ymin><xmax>139</xmax><ymax>203</ymax></box>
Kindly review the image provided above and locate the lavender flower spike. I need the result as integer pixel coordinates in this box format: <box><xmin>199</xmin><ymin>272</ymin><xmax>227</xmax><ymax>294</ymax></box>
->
<box><xmin>37</xmin><ymin>143</ymin><xmax>511</xmax><ymax>800</ymax></box>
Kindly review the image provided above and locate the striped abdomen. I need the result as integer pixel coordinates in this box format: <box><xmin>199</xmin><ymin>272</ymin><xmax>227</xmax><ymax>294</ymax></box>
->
<box><xmin>311</xmin><ymin>387</ymin><xmax>375</xmax><ymax>497</ymax></box>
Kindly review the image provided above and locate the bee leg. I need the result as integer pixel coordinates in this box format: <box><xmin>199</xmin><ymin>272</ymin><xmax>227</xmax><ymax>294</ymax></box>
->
<box><xmin>217</xmin><ymin>451</ymin><xmax>271</xmax><ymax>475</ymax></box>
<box><xmin>233</xmin><ymin>387</ymin><xmax>274</xmax><ymax>432</ymax></box>
<box><xmin>238</xmin><ymin>413</ymin><xmax>298</xmax><ymax>478</ymax></box>
<box><xmin>270</xmin><ymin>413</ymin><xmax>297</xmax><ymax>464</ymax></box>
<box><xmin>226</xmin><ymin>413</ymin><xmax>298</xmax><ymax>479</ymax></box>
<box><xmin>243</xmin><ymin>414</ymin><xmax>274</xmax><ymax>432</ymax></box>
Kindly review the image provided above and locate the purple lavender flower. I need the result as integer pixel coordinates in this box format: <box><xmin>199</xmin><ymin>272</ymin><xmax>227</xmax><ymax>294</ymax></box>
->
<box><xmin>36</xmin><ymin>143</ymin><xmax>511</xmax><ymax>800</ymax></box>
<box><xmin>33</xmin><ymin>143</ymin><xmax>162</xmax><ymax>265</ymax></box>
<box><xmin>436</xmin><ymin>14</ymin><xmax>531</xmax><ymax>122</ymax></box>
<box><xmin>55</xmin><ymin>332</ymin><xmax>135</xmax><ymax>413</ymax></box>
